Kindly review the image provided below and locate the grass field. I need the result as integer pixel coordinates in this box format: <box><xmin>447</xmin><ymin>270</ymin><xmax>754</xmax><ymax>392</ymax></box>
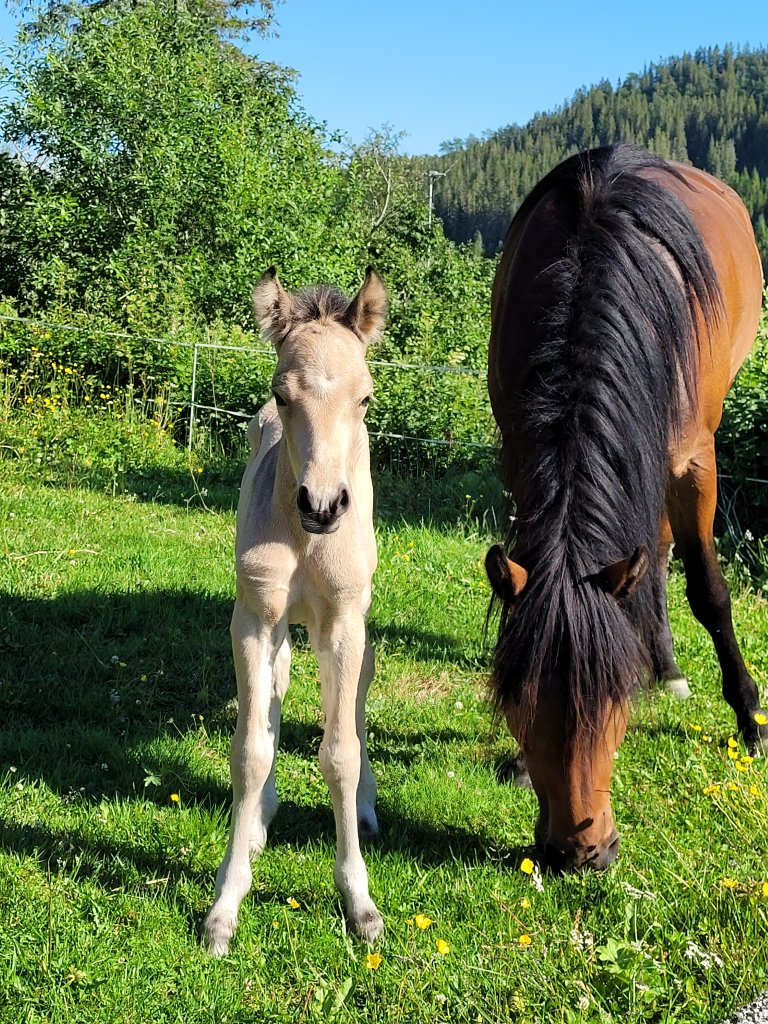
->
<box><xmin>1</xmin><ymin>410</ymin><xmax>767</xmax><ymax>1023</ymax></box>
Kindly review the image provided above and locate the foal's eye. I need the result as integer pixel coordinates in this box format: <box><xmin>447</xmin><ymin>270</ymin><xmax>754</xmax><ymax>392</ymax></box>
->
<box><xmin>273</xmin><ymin>391</ymin><xmax>287</xmax><ymax>407</ymax></box>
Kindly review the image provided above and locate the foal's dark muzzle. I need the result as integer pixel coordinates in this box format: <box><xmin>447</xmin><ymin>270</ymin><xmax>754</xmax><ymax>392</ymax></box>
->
<box><xmin>296</xmin><ymin>485</ymin><xmax>350</xmax><ymax>534</ymax></box>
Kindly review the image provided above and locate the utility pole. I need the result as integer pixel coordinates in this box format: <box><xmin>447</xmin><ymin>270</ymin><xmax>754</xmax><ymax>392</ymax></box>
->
<box><xmin>427</xmin><ymin>169</ymin><xmax>447</xmax><ymax>229</ymax></box>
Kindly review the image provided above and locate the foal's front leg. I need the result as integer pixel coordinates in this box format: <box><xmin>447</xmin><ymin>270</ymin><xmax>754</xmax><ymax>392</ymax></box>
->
<box><xmin>203</xmin><ymin>599</ymin><xmax>286</xmax><ymax>956</ymax></box>
<box><xmin>316</xmin><ymin>610</ymin><xmax>383</xmax><ymax>941</ymax></box>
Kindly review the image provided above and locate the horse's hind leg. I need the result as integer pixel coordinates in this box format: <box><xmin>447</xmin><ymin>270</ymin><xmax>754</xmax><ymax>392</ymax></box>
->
<box><xmin>315</xmin><ymin>611</ymin><xmax>383</xmax><ymax>942</ymax></box>
<box><xmin>669</xmin><ymin>444</ymin><xmax>768</xmax><ymax>754</ymax></box>
<box><xmin>203</xmin><ymin>600</ymin><xmax>286</xmax><ymax>956</ymax></box>
<box><xmin>650</xmin><ymin>518</ymin><xmax>690</xmax><ymax>698</ymax></box>
<box><xmin>355</xmin><ymin>637</ymin><xmax>378</xmax><ymax>837</ymax></box>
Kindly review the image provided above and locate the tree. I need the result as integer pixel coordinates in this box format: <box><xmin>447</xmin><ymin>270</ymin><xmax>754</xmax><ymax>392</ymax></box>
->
<box><xmin>0</xmin><ymin>0</ymin><xmax>352</xmax><ymax>324</ymax></box>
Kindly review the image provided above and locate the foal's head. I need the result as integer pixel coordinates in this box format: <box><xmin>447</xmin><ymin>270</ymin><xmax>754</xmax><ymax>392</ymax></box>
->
<box><xmin>252</xmin><ymin>268</ymin><xmax>387</xmax><ymax>534</ymax></box>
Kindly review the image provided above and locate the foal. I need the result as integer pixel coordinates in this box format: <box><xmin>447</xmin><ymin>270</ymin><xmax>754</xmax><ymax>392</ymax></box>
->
<box><xmin>203</xmin><ymin>268</ymin><xmax>387</xmax><ymax>955</ymax></box>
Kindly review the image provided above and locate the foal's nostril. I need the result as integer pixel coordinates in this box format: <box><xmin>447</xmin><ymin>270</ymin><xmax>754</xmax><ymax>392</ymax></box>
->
<box><xmin>328</xmin><ymin>488</ymin><xmax>350</xmax><ymax>517</ymax></box>
<box><xmin>297</xmin><ymin>486</ymin><xmax>313</xmax><ymax>514</ymax></box>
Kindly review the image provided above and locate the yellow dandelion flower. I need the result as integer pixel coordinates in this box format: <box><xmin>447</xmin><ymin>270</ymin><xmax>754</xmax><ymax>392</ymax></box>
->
<box><xmin>170</xmin><ymin>793</ymin><xmax>180</xmax><ymax>803</ymax></box>
<box><xmin>435</xmin><ymin>938</ymin><xmax>450</xmax><ymax>956</ymax></box>
<box><xmin>741</xmin><ymin>755</ymin><xmax>754</xmax><ymax>765</ymax></box>
<box><xmin>761</xmin><ymin>882</ymin><xmax>768</xmax><ymax>898</ymax></box>
<box><xmin>365</xmin><ymin>952</ymin><xmax>382</xmax><ymax>970</ymax></box>
<box><xmin>727</xmin><ymin>782</ymin><xmax>739</xmax><ymax>791</ymax></box>
<box><xmin>702</xmin><ymin>734</ymin><xmax>712</xmax><ymax>743</ymax></box>
<box><xmin>750</xmin><ymin>785</ymin><xmax>760</xmax><ymax>796</ymax></box>
<box><xmin>520</xmin><ymin>897</ymin><xmax>531</xmax><ymax>909</ymax></box>
<box><xmin>689</xmin><ymin>723</ymin><xmax>703</xmax><ymax>732</ymax></box>
<box><xmin>735</xmin><ymin>763</ymin><xmax>748</xmax><ymax>773</ymax></box>
<box><xmin>721</xmin><ymin>877</ymin><xmax>738</xmax><ymax>889</ymax></box>
<box><xmin>753</xmin><ymin>712</ymin><xmax>768</xmax><ymax>726</ymax></box>
<box><xmin>287</xmin><ymin>897</ymin><xmax>300</xmax><ymax>909</ymax></box>
<box><xmin>727</xmin><ymin>737</ymin><xmax>739</xmax><ymax>748</ymax></box>
<box><xmin>518</xmin><ymin>934</ymin><xmax>532</xmax><ymax>947</ymax></box>
<box><xmin>727</xmin><ymin>748</ymin><xmax>739</xmax><ymax>760</ymax></box>
<box><xmin>703</xmin><ymin>783</ymin><xmax>721</xmax><ymax>796</ymax></box>
<box><xmin>414</xmin><ymin>914</ymin><xmax>433</xmax><ymax>930</ymax></box>
<box><xmin>520</xmin><ymin>858</ymin><xmax>535</xmax><ymax>875</ymax></box>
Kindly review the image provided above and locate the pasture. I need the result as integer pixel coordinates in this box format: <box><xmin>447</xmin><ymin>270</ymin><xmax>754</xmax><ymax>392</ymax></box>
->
<box><xmin>0</xmin><ymin>415</ymin><xmax>767</xmax><ymax>1023</ymax></box>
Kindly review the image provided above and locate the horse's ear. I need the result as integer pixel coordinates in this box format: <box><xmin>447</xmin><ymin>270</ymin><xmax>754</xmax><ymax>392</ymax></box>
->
<box><xmin>596</xmin><ymin>545</ymin><xmax>650</xmax><ymax>600</ymax></box>
<box><xmin>485</xmin><ymin>544</ymin><xmax>528</xmax><ymax>603</ymax></box>
<box><xmin>343</xmin><ymin>268</ymin><xmax>387</xmax><ymax>345</ymax></box>
<box><xmin>251</xmin><ymin>267</ymin><xmax>292</xmax><ymax>348</ymax></box>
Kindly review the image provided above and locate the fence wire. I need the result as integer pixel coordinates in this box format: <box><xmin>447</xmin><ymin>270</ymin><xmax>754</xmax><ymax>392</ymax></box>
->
<box><xmin>0</xmin><ymin>313</ymin><xmax>499</xmax><ymax>463</ymax></box>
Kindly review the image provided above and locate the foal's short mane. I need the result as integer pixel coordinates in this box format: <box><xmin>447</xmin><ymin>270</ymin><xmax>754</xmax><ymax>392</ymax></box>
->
<box><xmin>491</xmin><ymin>144</ymin><xmax>722</xmax><ymax>758</ymax></box>
<box><xmin>290</xmin><ymin>285</ymin><xmax>351</xmax><ymax>326</ymax></box>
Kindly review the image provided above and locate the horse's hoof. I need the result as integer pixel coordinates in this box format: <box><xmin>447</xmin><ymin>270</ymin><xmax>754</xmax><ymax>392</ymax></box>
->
<box><xmin>497</xmin><ymin>752</ymin><xmax>532</xmax><ymax>788</ymax></box>
<box><xmin>357</xmin><ymin>808</ymin><xmax>379</xmax><ymax>838</ymax></box>
<box><xmin>744</xmin><ymin>714</ymin><xmax>768</xmax><ymax>757</ymax></box>
<box><xmin>664</xmin><ymin>676</ymin><xmax>691</xmax><ymax>700</ymax></box>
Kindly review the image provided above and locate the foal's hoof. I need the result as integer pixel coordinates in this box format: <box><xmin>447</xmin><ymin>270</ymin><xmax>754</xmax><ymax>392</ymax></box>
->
<box><xmin>350</xmin><ymin>904</ymin><xmax>384</xmax><ymax>944</ymax></box>
<box><xmin>664</xmin><ymin>676</ymin><xmax>692</xmax><ymax>700</ymax></box>
<box><xmin>201</xmin><ymin>909</ymin><xmax>237</xmax><ymax>957</ymax></box>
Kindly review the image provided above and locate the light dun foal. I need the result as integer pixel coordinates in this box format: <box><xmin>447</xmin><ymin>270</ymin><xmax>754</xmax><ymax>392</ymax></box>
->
<box><xmin>203</xmin><ymin>268</ymin><xmax>387</xmax><ymax>956</ymax></box>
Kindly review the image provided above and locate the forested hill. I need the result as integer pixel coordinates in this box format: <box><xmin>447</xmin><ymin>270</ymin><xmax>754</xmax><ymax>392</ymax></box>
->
<box><xmin>425</xmin><ymin>47</ymin><xmax>768</xmax><ymax>261</ymax></box>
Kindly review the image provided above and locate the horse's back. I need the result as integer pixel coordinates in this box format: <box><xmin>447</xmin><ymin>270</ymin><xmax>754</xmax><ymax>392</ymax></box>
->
<box><xmin>652</xmin><ymin>162</ymin><xmax>763</xmax><ymax>400</ymax></box>
<box><xmin>490</xmin><ymin>149</ymin><xmax>764</xmax><ymax>448</ymax></box>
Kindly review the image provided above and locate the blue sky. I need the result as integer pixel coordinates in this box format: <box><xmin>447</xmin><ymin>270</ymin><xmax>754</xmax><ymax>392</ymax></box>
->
<box><xmin>1</xmin><ymin>0</ymin><xmax>766</xmax><ymax>154</ymax></box>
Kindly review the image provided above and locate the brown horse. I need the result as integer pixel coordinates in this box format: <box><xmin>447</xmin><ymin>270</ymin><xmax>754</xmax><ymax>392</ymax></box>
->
<box><xmin>485</xmin><ymin>144</ymin><xmax>767</xmax><ymax>872</ymax></box>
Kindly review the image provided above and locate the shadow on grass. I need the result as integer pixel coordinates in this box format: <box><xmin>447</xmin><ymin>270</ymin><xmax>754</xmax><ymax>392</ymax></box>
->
<box><xmin>368</xmin><ymin>619</ymin><xmax>486</xmax><ymax>671</ymax></box>
<box><xmin>24</xmin><ymin>454</ymin><xmax>508</xmax><ymax>531</ymax></box>
<box><xmin>0</xmin><ymin>797</ymin><xmax>535</xmax><ymax>909</ymax></box>
<box><xmin>0</xmin><ymin>587</ymin><xmax>490</xmax><ymax>804</ymax></box>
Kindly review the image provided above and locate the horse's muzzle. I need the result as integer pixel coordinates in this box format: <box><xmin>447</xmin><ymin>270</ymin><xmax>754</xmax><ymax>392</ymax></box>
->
<box><xmin>541</xmin><ymin>831</ymin><xmax>620</xmax><ymax>873</ymax></box>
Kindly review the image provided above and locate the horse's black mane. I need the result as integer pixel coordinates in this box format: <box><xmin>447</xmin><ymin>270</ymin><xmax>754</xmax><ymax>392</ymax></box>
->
<box><xmin>492</xmin><ymin>143</ymin><xmax>722</xmax><ymax>754</ymax></box>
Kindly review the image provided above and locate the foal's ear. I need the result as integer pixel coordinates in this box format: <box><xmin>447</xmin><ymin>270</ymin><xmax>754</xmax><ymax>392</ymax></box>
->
<box><xmin>343</xmin><ymin>268</ymin><xmax>388</xmax><ymax>345</ymax></box>
<box><xmin>485</xmin><ymin>544</ymin><xmax>528</xmax><ymax>603</ymax></box>
<box><xmin>595</xmin><ymin>545</ymin><xmax>650</xmax><ymax>600</ymax></box>
<box><xmin>251</xmin><ymin>267</ymin><xmax>293</xmax><ymax>347</ymax></box>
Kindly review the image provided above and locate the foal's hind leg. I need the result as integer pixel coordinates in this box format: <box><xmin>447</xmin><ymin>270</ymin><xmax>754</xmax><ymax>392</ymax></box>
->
<box><xmin>650</xmin><ymin>518</ymin><xmax>690</xmax><ymax>699</ymax></box>
<box><xmin>669</xmin><ymin>445</ymin><xmax>768</xmax><ymax>754</ymax></box>
<box><xmin>315</xmin><ymin>610</ymin><xmax>383</xmax><ymax>942</ymax></box>
<box><xmin>355</xmin><ymin>637</ymin><xmax>379</xmax><ymax>837</ymax></box>
<box><xmin>251</xmin><ymin>632</ymin><xmax>291</xmax><ymax>854</ymax></box>
<box><xmin>203</xmin><ymin>600</ymin><xmax>286</xmax><ymax>956</ymax></box>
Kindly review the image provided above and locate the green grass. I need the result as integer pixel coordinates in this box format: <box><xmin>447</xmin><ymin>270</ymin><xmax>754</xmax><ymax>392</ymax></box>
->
<box><xmin>0</xmin><ymin>409</ymin><xmax>767</xmax><ymax>1023</ymax></box>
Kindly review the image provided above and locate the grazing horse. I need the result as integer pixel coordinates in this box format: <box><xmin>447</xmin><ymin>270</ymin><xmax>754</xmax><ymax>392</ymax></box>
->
<box><xmin>203</xmin><ymin>268</ymin><xmax>387</xmax><ymax>954</ymax></box>
<box><xmin>485</xmin><ymin>144</ymin><xmax>767</xmax><ymax>872</ymax></box>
